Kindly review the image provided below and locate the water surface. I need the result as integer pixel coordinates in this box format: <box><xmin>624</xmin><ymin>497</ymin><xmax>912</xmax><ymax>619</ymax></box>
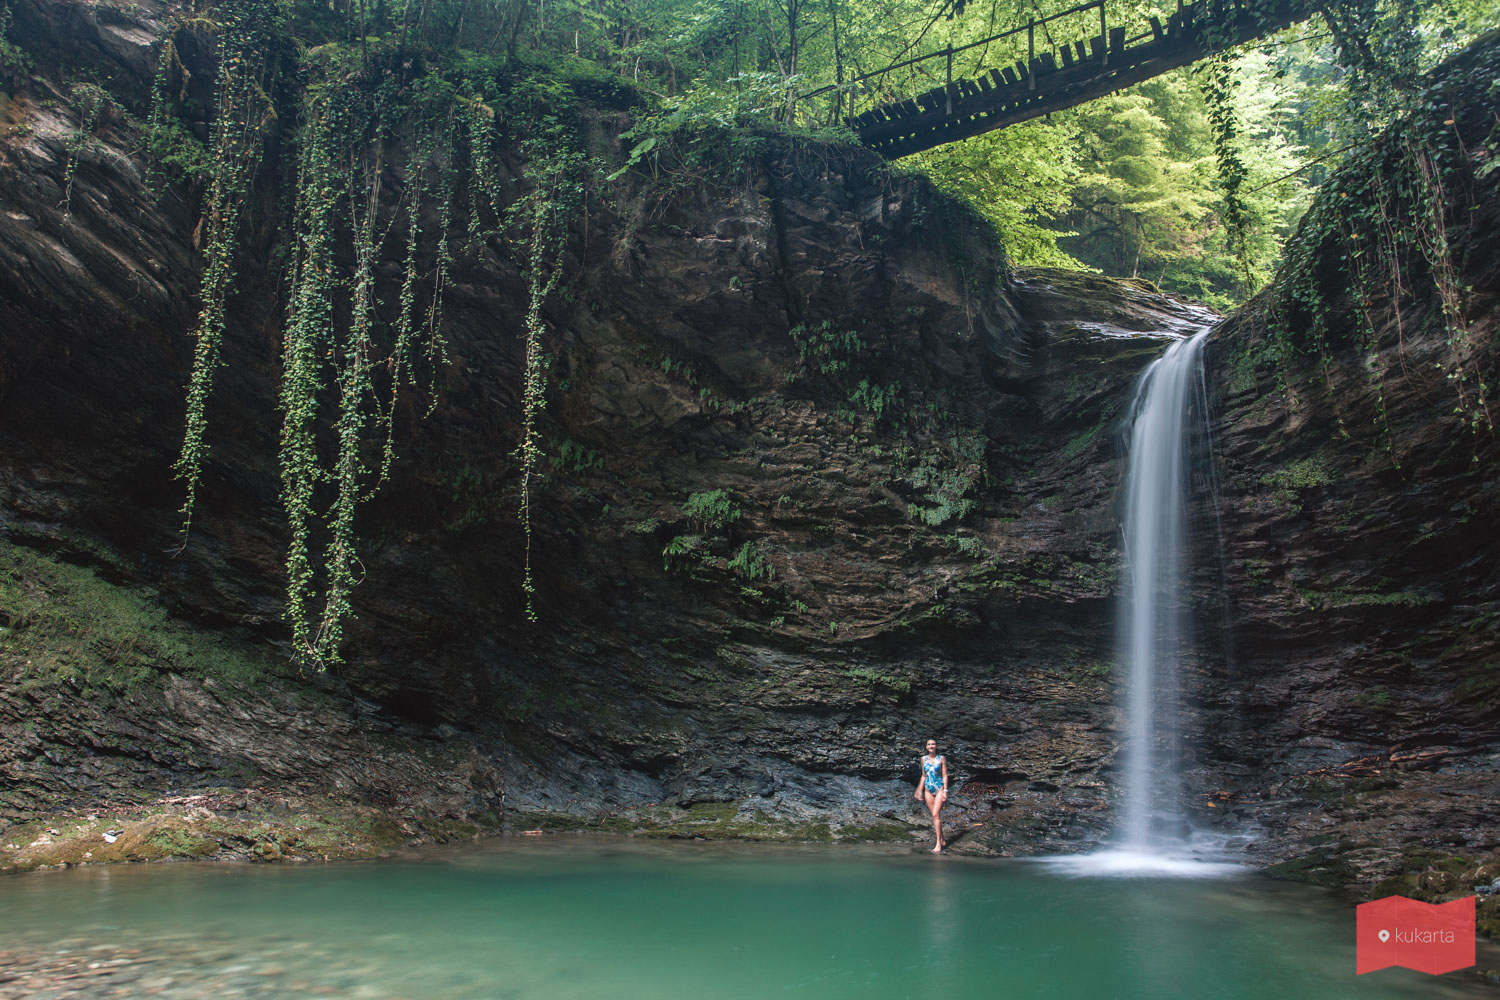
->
<box><xmin>1</xmin><ymin>836</ymin><xmax>1493</xmax><ymax>998</ymax></box>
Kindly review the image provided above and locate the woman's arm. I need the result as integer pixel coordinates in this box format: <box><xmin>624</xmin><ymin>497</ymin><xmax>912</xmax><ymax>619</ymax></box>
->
<box><xmin>914</xmin><ymin>759</ymin><xmax>924</xmax><ymax>799</ymax></box>
<box><xmin>940</xmin><ymin>756</ymin><xmax>949</xmax><ymax>797</ymax></box>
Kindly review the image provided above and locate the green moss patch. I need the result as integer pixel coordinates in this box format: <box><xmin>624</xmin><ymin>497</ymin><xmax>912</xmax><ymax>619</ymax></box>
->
<box><xmin>0</xmin><ymin>538</ymin><xmax>288</xmax><ymax>693</ymax></box>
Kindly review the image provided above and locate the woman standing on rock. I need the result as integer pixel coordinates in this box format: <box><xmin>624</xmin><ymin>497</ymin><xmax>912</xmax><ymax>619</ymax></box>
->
<box><xmin>914</xmin><ymin>739</ymin><xmax>948</xmax><ymax>852</ymax></box>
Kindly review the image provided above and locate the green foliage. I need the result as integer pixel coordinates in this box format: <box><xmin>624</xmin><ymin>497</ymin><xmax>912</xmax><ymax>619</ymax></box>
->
<box><xmin>608</xmin><ymin>72</ymin><xmax>794</xmax><ymax>183</ymax></box>
<box><xmin>728</xmin><ymin>541</ymin><xmax>775</xmax><ymax>581</ymax></box>
<box><xmin>903</xmin><ymin>460</ymin><xmax>976</xmax><ymax>527</ymax></box>
<box><xmin>59</xmin><ymin>82</ymin><xmax>115</xmax><ymax>216</ymax></box>
<box><xmin>1060</xmin><ymin>416</ymin><xmax>1109</xmax><ymax>460</ymax></box>
<box><xmin>145</xmin><ymin>117</ymin><xmax>213</xmax><ymax>183</ymax></box>
<box><xmin>1262</xmin><ymin>457</ymin><xmax>1334</xmax><ymax>490</ymax></box>
<box><xmin>943</xmin><ymin>534</ymin><xmax>984</xmax><ymax>558</ymax></box>
<box><xmin>0</xmin><ymin>0</ymin><xmax>32</xmax><ymax>85</ymax></box>
<box><xmin>790</xmin><ymin>320</ymin><xmax>863</xmax><ymax>375</ymax></box>
<box><xmin>847</xmin><ymin>379</ymin><xmax>900</xmax><ymax>423</ymax></box>
<box><xmin>845</xmin><ymin>667</ymin><xmax>910</xmax><ymax>694</ymax></box>
<box><xmin>911</xmin><ymin>120</ymin><xmax>1083</xmax><ymax>268</ymax></box>
<box><xmin>1200</xmin><ymin>51</ymin><xmax>1251</xmax><ymax>294</ymax></box>
<box><xmin>682</xmin><ymin>489</ymin><xmax>741</xmax><ymax>531</ymax></box>
<box><xmin>0</xmin><ymin>539</ymin><xmax>281</xmax><ymax>693</ymax></box>
<box><xmin>440</xmin><ymin>465</ymin><xmax>488</xmax><ymax>532</ymax></box>
<box><xmin>1072</xmin><ymin>661</ymin><xmax>1112</xmax><ymax>680</ymax></box>
<box><xmin>155</xmin><ymin>1</ymin><xmax>519</xmax><ymax>664</ymax></box>
<box><xmin>1298</xmin><ymin>588</ymin><xmax>1435</xmax><ymax>611</ymax></box>
<box><xmin>549</xmin><ymin>438</ymin><xmax>602</xmax><ymax>474</ymax></box>
<box><xmin>661</xmin><ymin>533</ymin><xmax>706</xmax><ymax>572</ymax></box>
<box><xmin>1260</xmin><ymin>457</ymin><xmax>1334</xmax><ymax>513</ymax></box>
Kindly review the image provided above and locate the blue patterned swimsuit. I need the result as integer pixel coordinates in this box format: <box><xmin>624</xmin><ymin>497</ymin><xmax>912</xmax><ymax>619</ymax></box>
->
<box><xmin>922</xmin><ymin>755</ymin><xmax>944</xmax><ymax>794</ymax></box>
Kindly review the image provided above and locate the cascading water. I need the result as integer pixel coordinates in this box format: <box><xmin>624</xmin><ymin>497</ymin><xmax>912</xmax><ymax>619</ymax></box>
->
<box><xmin>1118</xmin><ymin>327</ymin><xmax>1208</xmax><ymax>855</ymax></box>
<box><xmin>1045</xmin><ymin>321</ymin><xmax>1239</xmax><ymax>877</ymax></box>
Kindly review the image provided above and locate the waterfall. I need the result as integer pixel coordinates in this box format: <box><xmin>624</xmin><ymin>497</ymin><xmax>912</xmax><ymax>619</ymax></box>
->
<box><xmin>1043</xmin><ymin>323</ymin><xmax>1240</xmax><ymax>877</ymax></box>
<box><xmin>1118</xmin><ymin>328</ymin><xmax>1209</xmax><ymax>853</ymax></box>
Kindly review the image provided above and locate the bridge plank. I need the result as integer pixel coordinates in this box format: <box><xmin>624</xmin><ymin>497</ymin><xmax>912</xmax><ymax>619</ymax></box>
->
<box><xmin>855</xmin><ymin>1</ymin><xmax>1310</xmax><ymax>158</ymax></box>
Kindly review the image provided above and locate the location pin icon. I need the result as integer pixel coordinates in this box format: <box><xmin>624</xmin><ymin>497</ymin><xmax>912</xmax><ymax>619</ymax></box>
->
<box><xmin>1378</xmin><ymin>929</ymin><xmax>1391</xmax><ymax>943</ymax></box>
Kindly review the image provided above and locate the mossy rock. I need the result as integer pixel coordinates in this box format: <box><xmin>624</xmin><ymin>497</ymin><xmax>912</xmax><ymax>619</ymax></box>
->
<box><xmin>1477</xmin><ymin>896</ymin><xmax>1500</xmax><ymax>940</ymax></box>
<box><xmin>0</xmin><ymin>538</ymin><xmax>287</xmax><ymax>694</ymax></box>
<box><xmin>145</xmin><ymin>829</ymin><xmax>220</xmax><ymax>859</ymax></box>
<box><xmin>1264</xmin><ymin>847</ymin><xmax>1361</xmax><ymax>888</ymax></box>
<box><xmin>1371</xmin><ymin>848</ymin><xmax>1491</xmax><ymax>901</ymax></box>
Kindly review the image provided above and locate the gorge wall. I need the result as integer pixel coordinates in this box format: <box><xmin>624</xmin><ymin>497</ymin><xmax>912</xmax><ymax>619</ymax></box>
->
<box><xmin>1</xmin><ymin>0</ymin><xmax>1496</xmax><ymax>895</ymax></box>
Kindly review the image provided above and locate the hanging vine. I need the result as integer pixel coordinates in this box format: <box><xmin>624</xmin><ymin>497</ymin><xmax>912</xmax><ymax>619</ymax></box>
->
<box><xmin>278</xmin><ymin>92</ymin><xmax>342</xmax><ymax>663</ymax></box>
<box><xmin>149</xmin><ymin>4</ymin><xmax>499</xmax><ymax>666</ymax></box>
<box><xmin>59</xmin><ymin>82</ymin><xmax>112</xmax><ymax>217</ymax></box>
<box><xmin>163</xmin><ymin>1</ymin><xmax>281</xmax><ymax>534</ymax></box>
<box><xmin>279</xmin><ymin>76</ymin><xmax>480</xmax><ymax>667</ymax></box>
<box><xmin>1200</xmin><ymin>51</ymin><xmax>1253</xmax><ymax>296</ymax></box>
<box><xmin>1251</xmin><ymin>0</ymin><xmax>1495</xmax><ymax>459</ymax></box>
<box><xmin>505</xmin><ymin>113</ymin><xmax>589</xmax><ymax>622</ymax></box>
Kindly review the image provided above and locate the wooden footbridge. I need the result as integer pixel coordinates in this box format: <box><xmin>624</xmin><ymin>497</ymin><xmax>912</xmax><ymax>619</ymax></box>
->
<box><xmin>805</xmin><ymin>1</ymin><xmax>1310</xmax><ymax>158</ymax></box>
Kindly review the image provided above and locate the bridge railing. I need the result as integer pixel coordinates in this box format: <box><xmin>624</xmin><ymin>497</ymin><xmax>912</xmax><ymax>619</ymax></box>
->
<box><xmin>802</xmin><ymin>0</ymin><xmax>1106</xmax><ymax>122</ymax></box>
<box><xmin>800</xmin><ymin>0</ymin><xmax>1193</xmax><ymax>127</ymax></box>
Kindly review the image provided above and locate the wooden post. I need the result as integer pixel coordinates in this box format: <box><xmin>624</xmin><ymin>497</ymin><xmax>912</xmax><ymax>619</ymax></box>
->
<box><xmin>1027</xmin><ymin>19</ymin><xmax>1035</xmax><ymax>90</ymax></box>
<box><xmin>945</xmin><ymin>45</ymin><xmax>953</xmax><ymax>115</ymax></box>
<box><xmin>1099</xmin><ymin>2</ymin><xmax>1108</xmax><ymax>66</ymax></box>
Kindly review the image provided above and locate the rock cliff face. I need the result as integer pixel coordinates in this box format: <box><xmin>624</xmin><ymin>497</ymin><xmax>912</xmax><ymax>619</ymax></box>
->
<box><xmin>1</xmin><ymin>0</ymin><xmax>1497</xmax><ymax>888</ymax></box>
<box><xmin>1191</xmin><ymin>34</ymin><xmax>1500</xmax><ymax>886</ymax></box>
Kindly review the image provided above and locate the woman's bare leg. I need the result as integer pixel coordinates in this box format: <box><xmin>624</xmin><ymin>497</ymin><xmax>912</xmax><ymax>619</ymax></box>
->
<box><xmin>925</xmin><ymin>791</ymin><xmax>943</xmax><ymax>851</ymax></box>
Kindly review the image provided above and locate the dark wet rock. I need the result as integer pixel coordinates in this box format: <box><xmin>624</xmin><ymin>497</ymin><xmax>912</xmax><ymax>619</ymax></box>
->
<box><xmin>1184</xmin><ymin>36</ymin><xmax>1500</xmax><ymax>888</ymax></box>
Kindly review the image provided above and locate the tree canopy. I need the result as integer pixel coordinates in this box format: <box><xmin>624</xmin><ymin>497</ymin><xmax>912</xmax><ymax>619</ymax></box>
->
<box><xmin>237</xmin><ymin>0</ymin><xmax>1490</xmax><ymax>307</ymax></box>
